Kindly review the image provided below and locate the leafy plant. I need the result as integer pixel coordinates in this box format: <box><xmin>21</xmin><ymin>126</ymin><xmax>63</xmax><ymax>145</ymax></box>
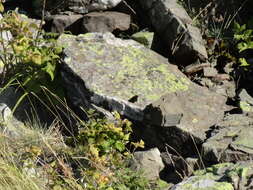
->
<box><xmin>233</xmin><ymin>22</ymin><xmax>253</xmax><ymax>67</ymax></box>
<box><xmin>0</xmin><ymin>7</ymin><xmax>64</xmax><ymax>115</ymax></box>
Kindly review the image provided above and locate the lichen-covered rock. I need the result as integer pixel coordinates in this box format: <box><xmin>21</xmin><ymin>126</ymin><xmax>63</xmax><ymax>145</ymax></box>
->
<box><xmin>238</xmin><ymin>89</ymin><xmax>253</xmax><ymax>113</ymax></box>
<box><xmin>202</xmin><ymin>114</ymin><xmax>253</xmax><ymax>163</ymax></box>
<box><xmin>57</xmin><ymin>32</ymin><xmax>193</xmax><ymax>121</ymax></box>
<box><xmin>170</xmin><ymin>174</ymin><xmax>234</xmax><ymax>190</ymax></box>
<box><xmin>131</xmin><ymin>31</ymin><xmax>154</xmax><ymax>48</ymax></box>
<box><xmin>171</xmin><ymin>162</ymin><xmax>253</xmax><ymax>190</ymax></box>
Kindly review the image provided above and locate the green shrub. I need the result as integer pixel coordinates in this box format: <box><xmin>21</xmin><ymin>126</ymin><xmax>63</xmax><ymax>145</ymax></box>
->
<box><xmin>0</xmin><ymin>11</ymin><xmax>62</xmax><ymax>91</ymax></box>
<box><xmin>233</xmin><ymin>21</ymin><xmax>253</xmax><ymax>67</ymax></box>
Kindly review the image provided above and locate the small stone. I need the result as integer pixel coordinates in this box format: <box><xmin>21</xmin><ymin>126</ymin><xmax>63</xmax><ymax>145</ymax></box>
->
<box><xmin>81</xmin><ymin>11</ymin><xmax>130</xmax><ymax>33</ymax></box>
<box><xmin>0</xmin><ymin>103</ymin><xmax>12</xmax><ymax>122</ymax></box>
<box><xmin>239</xmin><ymin>89</ymin><xmax>253</xmax><ymax>113</ymax></box>
<box><xmin>203</xmin><ymin>67</ymin><xmax>218</xmax><ymax>77</ymax></box>
<box><xmin>131</xmin><ymin>148</ymin><xmax>164</xmax><ymax>181</ymax></box>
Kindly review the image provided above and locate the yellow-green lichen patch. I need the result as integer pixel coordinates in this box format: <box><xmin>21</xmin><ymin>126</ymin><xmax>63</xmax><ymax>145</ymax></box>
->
<box><xmin>58</xmin><ymin>33</ymin><xmax>192</xmax><ymax>106</ymax></box>
<box><xmin>239</xmin><ymin>101</ymin><xmax>253</xmax><ymax>112</ymax></box>
<box><xmin>131</xmin><ymin>32</ymin><xmax>154</xmax><ymax>47</ymax></box>
<box><xmin>181</xmin><ymin>181</ymin><xmax>233</xmax><ymax>190</ymax></box>
<box><xmin>180</xmin><ymin>162</ymin><xmax>253</xmax><ymax>190</ymax></box>
<box><xmin>207</xmin><ymin>163</ymin><xmax>234</xmax><ymax>175</ymax></box>
<box><xmin>178</xmin><ymin>174</ymin><xmax>233</xmax><ymax>190</ymax></box>
<box><xmin>231</xmin><ymin>129</ymin><xmax>253</xmax><ymax>154</ymax></box>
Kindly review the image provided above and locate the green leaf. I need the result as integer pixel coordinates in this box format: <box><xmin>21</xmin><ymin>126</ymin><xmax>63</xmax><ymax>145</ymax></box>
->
<box><xmin>238</xmin><ymin>41</ymin><xmax>253</xmax><ymax>52</ymax></box>
<box><xmin>115</xmin><ymin>141</ymin><xmax>125</xmax><ymax>152</ymax></box>
<box><xmin>42</xmin><ymin>62</ymin><xmax>56</xmax><ymax>81</ymax></box>
<box><xmin>12</xmin><ymin>91</ymin><xmax>29</xmax><ymax>114</ymax></box>
<box><xmin>234</xmin><ymin>22</ymin><xmax>240</xmax><ymax>31</ymax></box>
<box><xmin>101</xmin><ymin>141</ymin><xmax>110</xmax><ymax>150</ymax></box>
<box><xmin>0</xmin><ymin>3</ymin><xmax>4</xmax><ymax>13</ymax></box>
<box><xmin>239</xmin><ymin>58</ymin><xmax>249</xmax><ymax>67</ymax></box>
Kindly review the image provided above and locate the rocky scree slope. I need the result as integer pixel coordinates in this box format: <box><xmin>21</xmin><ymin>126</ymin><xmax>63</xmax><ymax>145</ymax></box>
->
<box><xmin>2</xmin><ymin>0</ymin><xmax>253</xmax><ymax>189</ymax></box>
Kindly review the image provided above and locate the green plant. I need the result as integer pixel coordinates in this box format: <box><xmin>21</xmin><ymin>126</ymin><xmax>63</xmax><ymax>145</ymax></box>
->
<box><xmin>0</xmin><ymin>6</ymin><xmax>64</xmax><ymax>116</ymax></box>
<box><xmin>233</xmin><ymin>21</ymin><xmax>253</xmax><ymax>66</ymax></box>
<box><xmin>0</xmin><ymin>11</ymin><xmax>62</xmax><ymax>88</ymax></box>
<box><xmin>65</xmin><ymin>111</ymin><xmax>145</xmax><ymax>189</ymax></box>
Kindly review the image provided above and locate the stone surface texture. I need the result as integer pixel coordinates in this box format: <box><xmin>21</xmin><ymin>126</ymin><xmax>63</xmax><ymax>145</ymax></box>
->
<box><xmin>171</xmin><ymin>162</ymin><xmax>253</xmax><ymax>190</ymax></box>
<box><xmin>81</xmin><ymin>11</ymin><xmax>130</xmax><ymax>33</ymax></box>
<box><xmin>136</xmin><ymin>0</ymin><xmax>208</xmax><ymax>65</ymax></box>
<box><xmin>57</xmin><ymin>32</ymin><xmax>193</xmax><ymax>121</ymax></box>
<box><xmin>131</xmin><ymin>148</ymin><xmax>164</xmax><ymax>181</ymax></box>
<box><xmin>202</xmin><ymin>114</ymin><xmax>253</xmax><ymax>163</ymax></box>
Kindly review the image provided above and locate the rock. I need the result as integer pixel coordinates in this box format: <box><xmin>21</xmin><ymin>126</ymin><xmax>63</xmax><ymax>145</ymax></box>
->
<box><xmin>57</xmin><ymin>32</ymin><xmax>193</xmax><ymax>122</ymax></box>
<box><xmin>199</xmin><ymin>78</ymin><xmax>215</xmax><ymax>88</ymax></box>
<box><xmin>0</xmin><ymin>103</ymin><xmax>12</xmax><ymax>122</ymax></box>
<box><xmin>203</xmin><ymin>67</ymin><xmax>218</xmax><ymax>77</ymax></box>
<box><xmin>202</xmin><ymin>114</ymin><xmax>253</xmax><ymax>163</ymax></box>
<box><xmin>131</xmin><ymin>31</ymin><xmax>154</xmax><ymax>48</ymax></box>
<box><xmin>211</xmin><ymin>74</ymin><xmax>230</xmax><ymax>83</ymax></box>
<box><xmin>31</xmin><ymin>0</ymin><xmax>122</xmax><ymax>16</ymax></box>
<box><xmin>184</xmin><ymin>62</ymin><xmax>210</xmax><ymax>75</ymax></box>
<box><xmin>171</xmin><ymin>161</ymin><xmax>253</xmax><ymax>190</ymax></box>
<box><xmin>50</xmin><ymin>14</ymin><xmax>83</xmax><ymax>34</ymax></box>
<box><xmin>142</xmin><ymin>84</ymin><xmax>229</xmax><ymax>153</ymax></box>
<box><xmin>238</xmin><ymin>89</ymin><xmax>253</xmax><ymax>113</ymax></box>
<box><xmin>0</xmin><ymin>102</ymin><xmax>27</xmax><ymax>138</ymax></box>
<box><xmin>131</xmin><ymin>148</ymin><xmax>164</xmax><ymax>181</ymax></box>
<box><xmin>136</xmin><ymin>0</ymin><xmax>207</xmax><ymax>65</ymax></box>
<box><xmin>170</xmin><ymin>162</ymin><xmax>253</xmax><ymax>190</ymax></box>
<box><xmin>0</xmin><ymin>87</ymin><xmax>31</xmax><ymax>121</ymax></box>
<box><xmin>209</xmin><ymin>81</ymin><xmax>236</xmax><ymax>99</ymax></box>
<box><xmin>31</xmin><ymin>0</ymin><xmax>65</xmax><ymax>16</ymax></box>
<box><xmin>170</xmin><ymin>175</ymin><xmax>233</xmax><ymax>190</ymax></box>
<box><xmin>68</xmin><ymin>0</ymin><xmax>90</xmax><ymax>13</ymax></box>
<box><xmin>86</xmin><ymin>0</ymin><xmax>123</xmax><ymax>12</ymax></box>
<box><xmin>81</xmin><ymin>11</ymin><xmax>130</xmax><ymax>33</ymax></box>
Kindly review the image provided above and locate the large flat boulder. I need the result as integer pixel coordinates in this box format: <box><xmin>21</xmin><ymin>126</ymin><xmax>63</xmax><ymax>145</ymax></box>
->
<box><xmin>57</xmin><ymin>32</ymin><xmax>193</xmax><ymax>121</ymax></box>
